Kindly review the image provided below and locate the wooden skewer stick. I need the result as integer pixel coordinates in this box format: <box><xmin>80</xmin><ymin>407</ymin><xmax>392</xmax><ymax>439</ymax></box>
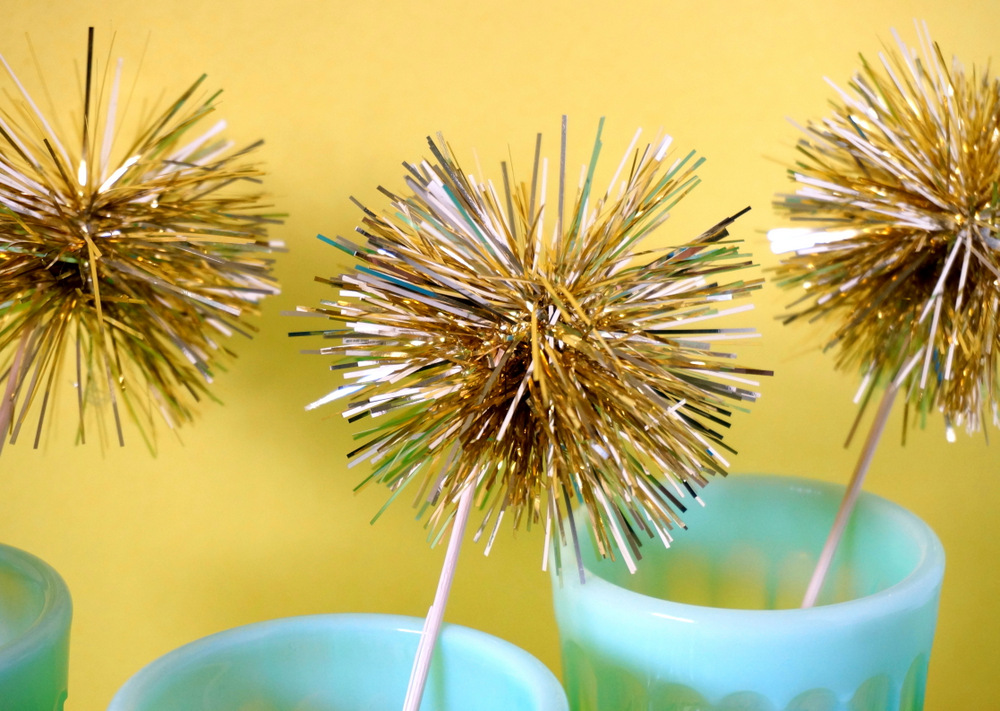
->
<box><xmin>402</xmin><ymin>485</ymin><xmax>476</xmax><ymax>711</ymax></box>
<box><xmin>801</xmin><ymin>382</ymin><xmax>899</xmax><ymax>608</ymax></box>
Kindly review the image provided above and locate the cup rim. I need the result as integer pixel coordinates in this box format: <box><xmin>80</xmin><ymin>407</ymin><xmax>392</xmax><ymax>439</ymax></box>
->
<box><xmin>109</xmin><ymin>612</ymin><xmax>567</xmax><ymax>710</ymax></box>
<box><xmin>0</xmin><ymin>542</ymin><xmax>73</xmax><ymax>662</ymax></box>
<box><xmin>552</xmin><ymin>473</ymin><xmax>945</xmax><ymax>620</ymax></box>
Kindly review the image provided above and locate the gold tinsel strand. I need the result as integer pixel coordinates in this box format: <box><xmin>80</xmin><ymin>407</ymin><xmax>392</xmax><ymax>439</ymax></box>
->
<box><xmin>0</xmin><ymin>30</ymin><xmax>281</xmax><ymax>453</ymax></box>
<box><xmin>770</xmin><ymin>23</ymin><xmax>1000</xmax><ymax>438</ymax></box>
<box><xmin>298</xmin><ymin>119</ymin><xmax>770</xmax><ymax>571</ymax></box>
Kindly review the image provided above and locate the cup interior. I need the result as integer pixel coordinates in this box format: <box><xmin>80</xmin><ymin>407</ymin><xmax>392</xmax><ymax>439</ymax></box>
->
<box><xmin>108</xmin><ymin>613</ymin><xmax>567</xmax><ymax>711</ymax></box>
<box><xmin>0</xmin><ymin>559</ymin><xmax>48</xmax><ymax>647</ymax></box>
<box><xmin>577</xmin><ymin>474</ymin><xmax>941</xmax><ymax>609</ymax></box>
<box><xmin>0</xmin><ymin>543</ymin><xmax>71</xmax><ymax>659</ymax></box>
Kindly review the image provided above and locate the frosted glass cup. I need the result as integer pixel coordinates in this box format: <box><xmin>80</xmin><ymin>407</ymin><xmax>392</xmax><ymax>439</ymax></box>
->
<box><xmin>0</xmin><ymin>543</ymin><xmax>72</xmax><ymax>711</ymax></box>
<box><xmin>107</xmin><ymin>613</ymin><xmax>568</xmax><ymax>711</ymax></box>
<box><xmin>550</xmin><ymin>474</ymin><xmax>945</xmax><ymax>711</ymax></box>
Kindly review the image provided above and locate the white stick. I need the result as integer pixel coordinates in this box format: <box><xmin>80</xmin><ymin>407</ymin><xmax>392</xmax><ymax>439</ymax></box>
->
<box><xmin>801</xmin><ymin>383</ymin><xmax>898</xmax><ymax>608</ymax></box>
<box><xmin>402</xmin><ymin>485</ymin><xmax>476</xmax><ymax>711</ymax></box>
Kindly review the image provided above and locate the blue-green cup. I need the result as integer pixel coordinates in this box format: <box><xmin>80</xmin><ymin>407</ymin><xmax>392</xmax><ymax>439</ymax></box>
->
<box><xmin>0</xmin><ymin>543</ymin><xmax>72</xmax><ymax>711</ymax></box>
<box><xmin>107</xmin><ymin>613</ymin><xmax>567</xmax><ymax>711</ymax></box>
<box><xmin>550</xmin><ymin>474</ymin><xmax>945</xmax><ymax>711</ymax></box>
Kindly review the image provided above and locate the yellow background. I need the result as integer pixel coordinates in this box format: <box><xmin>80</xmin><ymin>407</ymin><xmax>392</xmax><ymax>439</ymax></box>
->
<box><xmin>1</xmin><ymin>0</ymin><xmax>998</xmax><ymax>708</ymax></box>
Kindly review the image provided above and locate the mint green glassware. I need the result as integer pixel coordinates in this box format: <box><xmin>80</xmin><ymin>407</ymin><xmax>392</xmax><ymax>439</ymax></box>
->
<box><xmin>550</xmin><ymin>474</ymin><xmax>945</xmax><ymax>711</ymax></box>
<box><xmin>0</xmin><ymin>543</ymin><xmax>72</xmax><ymax>711</ymax></box>
<box><xmin>107</xmin><ymin>613</ymin><xmax>568</xmax><ymax>711</ymax></box>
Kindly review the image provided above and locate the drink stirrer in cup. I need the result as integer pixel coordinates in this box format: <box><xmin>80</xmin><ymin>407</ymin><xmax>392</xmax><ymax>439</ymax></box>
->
<box><xmin>769</xmin><ymin>22</ymin><xmax>1000</xmax><ymax>607</ymax></box>
<box><xmin>298</xmin><ymin>117</ymin><xmax>772</xmax><ymax>710</ymax></box>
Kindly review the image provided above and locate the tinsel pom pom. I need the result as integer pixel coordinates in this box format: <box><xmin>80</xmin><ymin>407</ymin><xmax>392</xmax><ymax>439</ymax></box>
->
<box><xmin>300</xmin><ymin>119</ymin><xmax>769</xmax><ymax>570</ymax></box>
<box><xmin>0</xmin><ymin>30</ymin><xmax>281</xmax><ymax>452</ymax></box>
<box><xmin>771</xmin><ymin>23</ymin><xmax>1000</xmax><ymax>438</ymax></box>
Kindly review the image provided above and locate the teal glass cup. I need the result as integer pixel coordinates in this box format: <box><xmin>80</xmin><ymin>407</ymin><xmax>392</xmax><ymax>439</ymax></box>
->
<box><xmin>0</xmin><ymin>543</ymin><xmax>72</xmax><ymax>711</ymax></box>
<box><xmin>107</xmin><ymin>612</ymin><xmax>568</xmax><ymax>711</ymax></box>
<box><xmin>550</xmin><ymin>474</ymin><xmax>945</xmax><ymax>711</ymax></box>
